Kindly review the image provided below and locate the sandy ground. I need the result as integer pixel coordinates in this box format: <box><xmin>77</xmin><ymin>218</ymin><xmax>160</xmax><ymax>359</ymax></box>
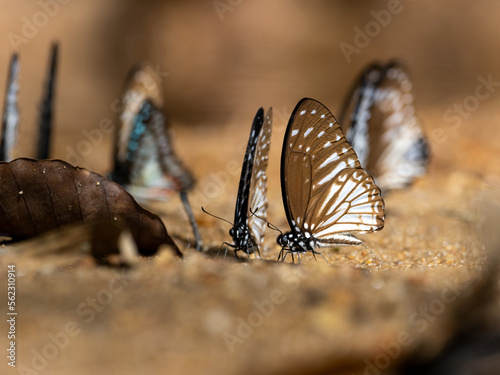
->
<box><xmin>1</xmin><ymin>1</ymin><xmax>500</xmax><ymax>374</ymax></box>
<box><xmin>2</xmin><ymin>109</ymin><xmax>500</xmax><ymax>374</ymax></box>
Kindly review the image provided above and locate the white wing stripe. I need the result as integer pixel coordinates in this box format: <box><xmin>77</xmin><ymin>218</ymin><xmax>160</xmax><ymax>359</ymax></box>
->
<box><xmin>318</xmin><ymin>161</ymin><xmax>346</xmax><ymax>185</ymax></box>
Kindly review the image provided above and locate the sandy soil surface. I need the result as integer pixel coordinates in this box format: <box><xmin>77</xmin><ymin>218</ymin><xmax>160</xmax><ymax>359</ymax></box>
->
<box><xmin>1</xmin><ymin>1</ymin><xmax>500</xmax><ymax>374</ymax></box>
<box><xmin>2</xmin><ymin>110</ymin><xmax>499</xmax><ymax>375</ymax></box>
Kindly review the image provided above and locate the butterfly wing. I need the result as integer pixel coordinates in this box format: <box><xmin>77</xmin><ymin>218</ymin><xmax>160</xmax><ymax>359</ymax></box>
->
<box><xmin>247</xmin><ymin>107</ymin><xmax>272</xmax><ymax>247</ymax></box>
<box><xmin>112</xmin><ymin>64</ymin><xmax>195</xmax><ymax>193</ymax></box>
<box><xmin>340</xmin><ymin>61</ymin><xmax>429</xmax><ymax>190</ymax></box>
<box><xmin>234</xmin><ymin>108</ymin><xmax>264</xmax><ymax>227</ymax></box>
<box><xmin>281</xmin><ymin>98</ymin><xmax>384</xmax><ymax>245</ymax></box>
<box><xmin>36</xmin><ymin>43</ymin><xmax>58</xmax><ymax>160</ymax></box>
<box><xmin>368</xmin><ymin>62</ymin><xmax>429</xmax><ymax>189</ymax></box>
<box><xmin>115</xmin><ymin>63</ymin><xmax>164</xmax><ymax>167</ymax></box>
<box><xmin>116</xmin><ymin>100</ymin><xmax>175</xmax><ymax>200</ymax></box>
<box><xmin>1</xmin><ymin>53</ymin><xmax>20</xmax><ymax>162</ymax></box>
<box><xmin>339</xmin><ymin>63</ymin><xmax>383</xmax><ymax>169</ymax></box>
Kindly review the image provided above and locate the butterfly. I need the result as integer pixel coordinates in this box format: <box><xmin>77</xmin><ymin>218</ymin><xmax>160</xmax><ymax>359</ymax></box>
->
<box><xmin>276</xmin><ymin>98</ymin><xmax>385</xmax><ymax>262</ymax></box>
<box><xmin>339</xmin><ymin>61</ymin><xmax>429</xmax><ymax>191</ymax></box>
<box><xmin>111</xmin><ymin>63</ymin><xmax>202</xmax><ymax>251</ymax></box>
<box><xmin>37</xmin><ymin>42</ymin><xmax>58</xmax><ymax>159</ymax></box>
<box><xmin>1</xmin><ymin>52</ymin><xmax>20</xmax><ymax>161</ymax></box>
<box><xmin>206</xmin><ymin>107</ymin><xmax>272</xmax><ymax>258</ymax></box>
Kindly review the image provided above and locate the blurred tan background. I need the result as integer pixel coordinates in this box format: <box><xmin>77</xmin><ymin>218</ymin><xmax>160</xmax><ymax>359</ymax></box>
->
<box><xmin>0</xmin><ymin>0</ymin><xmax>499</xmax><ymax>177</ymax></box>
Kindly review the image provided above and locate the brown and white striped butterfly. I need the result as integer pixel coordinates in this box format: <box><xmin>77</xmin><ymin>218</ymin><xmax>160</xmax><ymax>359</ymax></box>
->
<box><xmin>277</xmin><ymin>98</ymin><xmax>385</xmax><ymax>261</ymax></box>
<box><xmin>339</xmin><ymin>61</ymin><xmax>429</xmax><ymax>191</ymax></box>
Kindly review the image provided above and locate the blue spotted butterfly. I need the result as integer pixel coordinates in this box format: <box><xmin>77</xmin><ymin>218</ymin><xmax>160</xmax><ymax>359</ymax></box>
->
<box><xmin>111</xmin><ymin>63</ymin><xmax>201</xmax><ymax>250</ymax></box>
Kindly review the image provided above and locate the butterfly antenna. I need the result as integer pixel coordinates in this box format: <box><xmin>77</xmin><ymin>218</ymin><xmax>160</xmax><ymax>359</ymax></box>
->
<box><xmin>249</xmin><ymin>207</ymin><xmax>283</xmax><ymax>235</ymax></box>
<box><xmin>201</xmin><ymin>206</ymin><xmax>234</xmax><ymax>226</ymax></box>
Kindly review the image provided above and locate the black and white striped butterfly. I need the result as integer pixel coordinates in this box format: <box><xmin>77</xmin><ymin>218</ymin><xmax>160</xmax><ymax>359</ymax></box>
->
<box><xmin>37</xmin><ymin>42</ymin><xmax>58</xmax><ymax>159</ymax></box>
<box><xmin>210</xmin><ymin>107</ymin><xmax>272</xmax><ymax>258</ymax></box>
<box><xmin>277</xmin><ymin>98</ymin><xmax>385</xmax><ymax>262</ymax></box>
<box><xmin>1</xmin><ymin>53</ymin><xmax>20</xmax><ymax>162</ymax></box>
<box><xmin>339</xmin><ymin>61</ymin><xmax>429</xmax><ymax>191</ymax></box>
<box><xmin>111</xmin><ymin>63</ymin><xmax>202</xmax><ymax>250</ymax></box>
<box><xmin>2</xmin><ymin>45</ymin><xmax>58</xmax><ymax>162</ymax></box>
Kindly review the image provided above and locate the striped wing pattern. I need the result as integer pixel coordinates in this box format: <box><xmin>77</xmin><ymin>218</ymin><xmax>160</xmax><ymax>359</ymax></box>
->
<box><xmin>339</xmin><ymin>63</ymin><xmax>382</xmax><ymax>168</ymax></box>
<box><xmin>1</xmin><ymin>53</ymin><xmax>20</xmax><ymax>162</ymax></box>
<box><xmin>282</xmin><ymin>98</ymin><xmax>384</xmax><ymax>245</ymax></box>
<box><xmin>234</xmin><ymin>108</ymin><xmax>264</xmax><ymax>227</ymax></box>
<box><xmin>370</xmin><ymin>63</ymin><xmax>429</xmax><ymax>189</ymax></box>
<box><xmin>248</xmin><ymin>107</ymin><xmax>272</xmax><ymax>247</ymax></box>
<box><xmin>340</xmin><ymin>61</ymin><xmax>429</xmax><ymax>190</ymax></box>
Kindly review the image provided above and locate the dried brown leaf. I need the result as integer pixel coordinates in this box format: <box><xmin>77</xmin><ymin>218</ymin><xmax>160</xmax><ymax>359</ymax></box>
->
<box><xmin>0</xmin><ymin>158</ymin><xmax>181</xmax><ymax>257</ymax></box>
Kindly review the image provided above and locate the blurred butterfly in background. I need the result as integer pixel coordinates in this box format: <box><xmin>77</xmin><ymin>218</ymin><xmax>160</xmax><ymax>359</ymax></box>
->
<box><xmin>1</xmin><ymin>52</ymin><xmax>20</xmax><ymax>161</ymax></box>
<box><xmin>37</xmin><ymin>42</ymin><xmax>59</xmax><ymax>160</ymax></box>
<box><xmin>339</xmin><ymin>61</ymin><xmax>430</xmax><ymax>191</ymax></box>
<box><xmin>276</xmin><ymin>98</ymin><xmax>385</xmax><ymax>262</ymax></box>
<box><xmin>203</xmin><ymin>107</ymin><xmax>272</xmax><ymax>258</ymax></box>
<box><xmin>111</xmin><ymin>63</ymin><xmax>202</xmax><ymax>251</ymax></box>
<box><xmin>2</xmin><ymin>43</ymin><xmax>59</xmax><ymax>162</ymax></box>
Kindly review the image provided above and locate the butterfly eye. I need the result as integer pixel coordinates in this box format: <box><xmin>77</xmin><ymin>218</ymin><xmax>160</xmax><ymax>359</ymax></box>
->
<box><xmin>277</xmin><ymin>234</ymin><xmax>286</xmax><ymax>247</ymax></box>
<box><xmin>229</xmin><ymin>228</ymin><xmax>234</xmax><ymax>237</ymax></box>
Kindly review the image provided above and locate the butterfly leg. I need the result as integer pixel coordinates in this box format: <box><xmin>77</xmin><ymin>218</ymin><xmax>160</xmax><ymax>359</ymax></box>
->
<box><xmin>360</xmin><ymin>242</ymin><xmax>382</xmax><ymax>266</ymax></box>
<box><xmin>249</xmin><ymin>242</ymin><xmax>262</xmax><ymax>260</ymax></box>
<box><xmin>277</xmin><ymin>247</ymin><xmax>288</xmax><ymax>262</ymax></box>
<box><xmin>217</xmin><ymin>242</ymin><xmax>234</xmax><ymax>260</ymax></box>
<box><xmin>254</xmin><ymin>245</ymin><xmax>262</xmax><ymax>260</ymax></box>
<box><xmin>180</xmin><ymin>190</ymin><xmax>203</xmax><ymax>251</ymax></box>
<box><xmin>312</xmin><ymin>249</ymin><xmax>329</xmax><ymax>264</ymax></box>
<box><xmin>245</xmin><ymin>243</ymin><xmax>253</xmax><ymax>260</ymax></box>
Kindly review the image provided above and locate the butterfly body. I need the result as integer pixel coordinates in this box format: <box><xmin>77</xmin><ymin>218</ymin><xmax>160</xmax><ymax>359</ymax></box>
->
<box><xmin>229</xmin><ymin>224</ymin><xmax>258</xmax><ymax>255</ymax></box>
<box><xmin>278</xmin><ymin>98</ymin><xmax>385</xmax><ymax>261</ymax></box>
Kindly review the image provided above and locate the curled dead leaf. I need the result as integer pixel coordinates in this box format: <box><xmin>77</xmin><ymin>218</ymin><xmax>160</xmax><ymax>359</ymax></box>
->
<box><xmin>0</xmin><ymin>158</ymin><xmax>181</xmax><ymax>257</ymax></box>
